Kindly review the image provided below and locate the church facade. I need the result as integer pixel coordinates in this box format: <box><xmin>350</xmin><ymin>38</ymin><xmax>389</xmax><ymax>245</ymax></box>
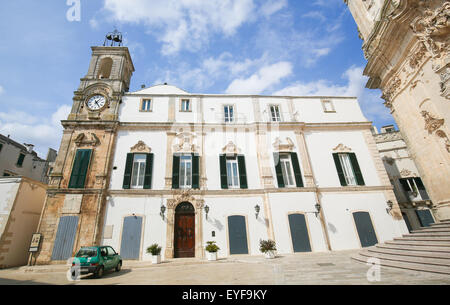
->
<box><xmin>34</xmin><ymin>44</ymin><xmax>408</xmax><ymax>264</ymax></box>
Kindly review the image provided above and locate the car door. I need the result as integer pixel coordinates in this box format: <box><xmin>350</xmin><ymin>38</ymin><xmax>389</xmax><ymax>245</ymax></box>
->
<box><xmin>100</xmin><ymin>247</ymin><xmax>111</xmax><ymax>270</ymax></box>
<box><xmin>107</xmin><ymin>247</ymin><xmax>118</xmax><ymax>268</ymax></box>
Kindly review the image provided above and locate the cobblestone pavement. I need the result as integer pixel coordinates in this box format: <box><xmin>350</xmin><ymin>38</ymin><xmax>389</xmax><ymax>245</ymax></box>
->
<box><xmin>0</xmin><ymin>250</ymin><xmax>448</xmax><ymax>285</ymax></box>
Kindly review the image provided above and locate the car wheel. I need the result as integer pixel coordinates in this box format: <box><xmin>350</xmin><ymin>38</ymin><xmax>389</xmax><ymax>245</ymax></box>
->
<box><xmin>95</xmin><ymin>266</ymin><xmax>104</xmax><ymax>278</ymax></box>
<box><xmin>115</xmin><ymin>261</ymin><xmax>122</xmax><ymax>272</ymax></box>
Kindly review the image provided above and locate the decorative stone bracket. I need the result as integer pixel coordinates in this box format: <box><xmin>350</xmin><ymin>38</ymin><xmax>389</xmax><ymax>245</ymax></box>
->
<box><xmin>272</xmin><ymin>137</ymin><xmax>295</xmax><ymax>152</ymax></box>
<box><xmin>74</xmin><ymin>132</ymin><xmax>100</xmax><ymax>147</ymax></box>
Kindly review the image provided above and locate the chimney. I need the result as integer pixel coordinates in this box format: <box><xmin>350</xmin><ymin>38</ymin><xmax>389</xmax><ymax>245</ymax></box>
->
<box><xmin>24</xmin><ymin>143</ymin><xmax>34</xmax><ymax>153</ymax></box>
<box><xmin>141</xmin><ymin>84</ymin><xmax>145</xmax><ymax>89</ymax></box>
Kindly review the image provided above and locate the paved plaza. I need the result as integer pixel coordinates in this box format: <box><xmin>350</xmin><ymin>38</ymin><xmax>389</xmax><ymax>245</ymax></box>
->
<box><xmin>0</xmin><ymin>250</ymin><xmax>448</xmax><ymax>285</ymax></box>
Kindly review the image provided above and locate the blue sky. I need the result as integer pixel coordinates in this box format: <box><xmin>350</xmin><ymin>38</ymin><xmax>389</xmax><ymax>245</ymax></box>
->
<box><xmin>0</xmin><ymin>0</ymin><xmax>394</xmax><ymax>157</ymax></box>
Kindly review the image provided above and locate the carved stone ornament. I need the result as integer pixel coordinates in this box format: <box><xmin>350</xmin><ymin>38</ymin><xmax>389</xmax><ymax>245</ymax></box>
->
<box><xmin>381</xmin><ymin>76</ymin><xmax>402</xmax><ymax>108</ymax></box>
<box><xmin>170</xmin><ymin>189</ymin><xmax>196</xmax><ymax>207</ymax></box>
<box><xmin>273</xmin><ymin>137</ymin><xmax>295</xmax><ymax>152</ymax></box>
<box><xmin>74</xmin><ymin>132</ymin><xmax>100</xmax><ymax>147</ymax></box>
<box><xmin>173</xmin><ymin>132</ymin><xmax>199</xmax><ymax>153</ymax></box>
<box><xmin>332</xmin><ymin>143</ymin><xmax>352</xmax><ymax>153</ymax></box>
<box><xmin>410</xmin><ymin>2</ymin><xmax>450</xmax><ymax>59</ymax></box>
<box><xmin>130</xmin><ymin>141</ymin><xmax>151</xmax><ymax>153</ymax></box>
<box><xmin>400</xmin><ymin>169</ymin><xmax>416</xmax><ymax>178</ymax></box>
<box><xmin>382</xmin><ymin>156</ymin><xmax>395</xmax><ymax>166</ymax></box>
<box><xmin>222</xmin><ymin>141</ymin><xmax>241</xmax><ymax>155</ymax></box>
<box><xmin>421</xmin><ymin>110</ymin><xmax>445</xmax><ymax>134</ymax></box>
<box><xmin>436</xmin><ymin>130</ymin><xmax>450</xmax><ymax>153</ymax></box>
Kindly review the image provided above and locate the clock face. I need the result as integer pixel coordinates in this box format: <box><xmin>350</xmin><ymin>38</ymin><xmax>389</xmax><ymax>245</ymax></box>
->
<box><xmin>86</xmin><ymin>95</ymin><xmax>106</xmax><ymax>111</ymax></box>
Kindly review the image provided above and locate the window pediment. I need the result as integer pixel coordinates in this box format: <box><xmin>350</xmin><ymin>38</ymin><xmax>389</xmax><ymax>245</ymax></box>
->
<box><xmin>222</xmin><ymin>141</ymin><xmax>241</xmax><ymax>156</ymax></box>
<box><xmin>333</xmin><ymin>143</ymin><xmax>352</xmax><ymax>153</ymax></box>
<box><xmin>273</xmin><ymin>137</ymin><xmax>295</xmax><ymax>152</ymax></box>
<box><xmin>173</xmin><ymin>131</ymin><xmax>199</xmax><ymax>153</ymax></box>
<box><xmin>130</xmin><ymin>141</ymin><xmax>151</xmax><ymax>153</ymax></box>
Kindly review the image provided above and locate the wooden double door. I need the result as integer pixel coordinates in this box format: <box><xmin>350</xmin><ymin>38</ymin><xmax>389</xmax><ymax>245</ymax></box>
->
<box><xmin>174</xmin><ymin>202</ymin><xmax>195</xmax><ymax>258</ymax></box>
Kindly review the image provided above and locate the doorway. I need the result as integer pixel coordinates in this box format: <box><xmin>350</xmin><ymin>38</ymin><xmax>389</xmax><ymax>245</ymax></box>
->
<box><xmin>174</xmin><ymin>202</ymin><xmax>195</xmax><ymax>258</ymax></box>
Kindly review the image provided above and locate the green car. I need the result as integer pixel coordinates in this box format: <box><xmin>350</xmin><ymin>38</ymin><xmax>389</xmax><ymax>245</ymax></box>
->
<box><xmin>72</xmin><ymin>246</ymin><xmax>122</xmax><ymax>278</ymax></box>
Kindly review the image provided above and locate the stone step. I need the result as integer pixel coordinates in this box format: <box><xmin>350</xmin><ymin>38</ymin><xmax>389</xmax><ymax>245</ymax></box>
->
<box><xmin>386</xmin><ymin>240</ymin><xmax>450</xmax><ymax>247</ymax></box>
<box><xmin>377</xmin><ymin>243</ymin><xmax>450</xmax><ymax>253</ymax></box>
<box><xmin>360</xmin><ymin>249</ymin><xmax>450</xmax><ymax>267</ymax></box>
<box><xmin>370</xmin><ymin>246</ymin><xmax>450</xmax><ymax>259</ymax></box>
<box><xmin>430</xmin><ymin>223</ymin><xmax>450</xmax><ymax>228</ymax></box>
<box><xmin>405</xmin><ymin>233</ymin><xmax>450</xmax><ymax>237</ymax></box>
<box><xmin>352</xmin><ymin>254</ymin><xmax>450</xmax><ymax>275</ymax></box>
<box><xmin>411</xmin><ymin>228</ymin><xmax>450</xmax><ymax>234</ymax></box>
<box><xmin>395</xmin><ymin>236</ymin><xmax>450</xmax><ymax>242</ymax></box>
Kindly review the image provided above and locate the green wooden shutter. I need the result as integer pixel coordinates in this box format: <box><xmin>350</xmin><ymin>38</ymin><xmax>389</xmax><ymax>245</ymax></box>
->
<box><xmin>192</xmin><ymin>154</ymin><xmax>200</xmax><ymax>189</ymax></box>
<box><xmin>237</xmin><ymin>155</ymin><xmax>248</xmax><ymax>189</ymax></box>
<box><xmin>399</xmin><ymin>179</ymin><xmax>411</xmax><ymax>192</ymax></box>
<box><xmin>143</xmin><ymin>153</ymin><xmax>154</xmax><ymax>189</ymax></box>
<box><xmin>172</xmin><ymin>155</ymin><xmax>180</xmax><ymax>189</ymax></box>
<box><xmin>332</xmin><ymin>153</ymin><xmax>347</xmax><ymax>186</ymax></box>
<box><xmin>17</xmin><ymin>153</ymin><xmax>25</xmax><ymax>166</ymax></box>
<box><xmin>219</xmin><ymin>154</ymin><xmax>228</xmax><ymax>189</ymax></box>
<box><xmin>273</xmin><ymin>153</ymin><xmax>285</xmax><ymax>188</ymax></box>
<box><xmin>349</xmin><ymin>153</ymin><xmax>365</xmax><ymax>186</ymax></box>
<box><xmin>290</xmin><ymin>152</ymin><xmax>304</xmax><ymax>187</ymax></box>
<box><xmin>122</xmin><ymin>153</ymin><xmax>134</xmax><ymax>189</ymax></box>
<box><xmin>69</xmin><ymin>149</ymin><xmax>92</xmax><ymax>189</ymax></box>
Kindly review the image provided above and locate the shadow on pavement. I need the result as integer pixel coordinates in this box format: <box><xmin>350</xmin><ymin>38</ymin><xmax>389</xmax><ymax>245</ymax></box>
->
<box><xmin>0</xmin><ymin>277</ymin><xmax>55</xmax><ymax>285</ymax></box>
<box><xmin>80</xmin><ymin>268</ymin><xmax>132</xmax><ymax>280</ymax></box>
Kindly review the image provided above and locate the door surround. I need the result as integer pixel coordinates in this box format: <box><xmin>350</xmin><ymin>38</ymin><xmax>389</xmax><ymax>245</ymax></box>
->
<box><xmin>164</xmin><ymin>190</ymin><xmax>204</xmax><ymax>259</ymax></box>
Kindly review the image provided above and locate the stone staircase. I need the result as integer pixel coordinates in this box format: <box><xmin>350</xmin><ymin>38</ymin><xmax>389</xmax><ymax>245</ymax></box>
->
<box><xmin>352</xmin><ymin>220</ymin><xmax>450</xmax><ymax>275</ymax></box>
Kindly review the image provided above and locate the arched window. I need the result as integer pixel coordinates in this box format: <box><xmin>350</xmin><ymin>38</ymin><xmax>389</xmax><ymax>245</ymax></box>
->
<box><xmin>97</xmin><ymin>57</ymin><xmax>113</xmax><ymax>79</ymax></box>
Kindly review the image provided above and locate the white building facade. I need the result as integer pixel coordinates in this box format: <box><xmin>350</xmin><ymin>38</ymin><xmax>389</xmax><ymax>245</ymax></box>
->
<box><xmin>100</xmin><ymin>84</ymin><xmax>408</xmax><ymax>261</ymax></box>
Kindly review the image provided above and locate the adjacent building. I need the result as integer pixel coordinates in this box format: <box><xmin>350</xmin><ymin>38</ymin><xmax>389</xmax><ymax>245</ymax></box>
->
<box><xmin>372</xmin><ymin>125</ymin><xmax>435</xmax><ymax>231</ymax></box>
<box><xmin>34</xmin><ymin>43</ymin><xmax>409</xmax><ymax>264</ymax></box>
<box><xmin>345</xmin><ymin>0</ymin><xmax>450</xmax><ymax>220</ymax></box>
<box><xmin>0</xmin><ymin>133</ymin><xmax>57</xmax><ymax>184</ymax></box>
<box><xmin>0</xmin><ymin>177</ymin><xmax>47</xmax><ymax>268</ymax></box>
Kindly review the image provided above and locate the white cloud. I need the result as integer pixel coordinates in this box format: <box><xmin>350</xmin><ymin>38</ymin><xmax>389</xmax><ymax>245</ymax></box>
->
<box><xmin>0</xmin><ymin>105</ymin><xmax>71</xmax><ymax>157</ymax></box>
<box><xmin>274</xmin><ymin>66</ymin><xmax>392</xmax><ymax>123</ymax></box>
<box><xmin>101</xmin><ymin>0</ymin><xmax>286</xmax><ymax>55</ymax></box>
<box><xmin>302</xmin><ymin>11</ymin><xmax>326</xmax><ymax>22</ymax></box>
<box><xmin>226</xmin><ymin>61</ymin><xmax>292</xmax><ymax>94</ymax></box>
<box><xmin>0</xmin><ymin>85</ymin><xmax>4</xmax><ymax>95</ymax></box>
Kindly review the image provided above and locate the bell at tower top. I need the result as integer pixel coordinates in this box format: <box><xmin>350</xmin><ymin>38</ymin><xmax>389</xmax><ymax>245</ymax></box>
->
<box><xmin>103</xmin><ymin>29</ymin><xmax>123</xmax><ymax>47</ymax></box>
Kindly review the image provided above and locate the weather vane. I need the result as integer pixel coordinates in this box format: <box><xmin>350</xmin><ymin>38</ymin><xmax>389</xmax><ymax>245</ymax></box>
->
<box><xmin>103</xmin><ymin>29</ymin><xmax>123</xmax><ymax>47</ymax></box>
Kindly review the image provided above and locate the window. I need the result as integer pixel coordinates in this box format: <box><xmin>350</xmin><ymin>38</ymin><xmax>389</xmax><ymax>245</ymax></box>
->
<box><xmin>3</xmin><ymin>172</ymin><xmax>11</xmax><ymax>177</ymax></box>
<box><xmin>220</xmin><ymin>155</ymin><xmax>248</xmax><ymax>189</ymax></box>
<box><xmin>17</xmin><ymin>153</ymin><xmax>25</xmax><ymax>167</ymax></box>
<box><xmin>131</xmin><ymin>154</ymin><xmax>147</xmax><ymax>188</ymax></box>
<box><xmin>224</xmin><ymin>105</ymin><xmax>234</xmax><ymax>123</ymax></box>
<box><xmin>107</xmin><ymin>247</ymin><xmax>117</xmax><ymax>256</ymax></box>
<box><xmin>226</xmin><ymin>158</ymin><xmax>240</xmax><ymax>188</ymax></box>
<box><xmin>179</xmin><ymin>155</ymin><xmax>192</xmax><ymax>188</ymax></box>
<box><xmin>0</xmin><ymin>143</ymin><xmax>3</xmax><ymax>153</ymax></box>
<box><xmin>270</xmin><ymin>105</ymin><xmax>282</xmax><ymax>122</ymax></box>
<box><xmin>123</xmin><ymin>153</ymin><xmax>154</xmax><ymax>189</ymax></box>
<box><xmin>68</xmin><ymin>149</ymin><xmax>92</xmax><ymax>189</ymax></box>
<box><xmin>141</xmin><ymin>99</ymin><xmax>152</xmax><ymax>112</ymax></box>
<box><xmin>338</xmin><ymin>154</ymin><xmax>357</xmax><ymax>186</ymax></box>
<box><xmin>399</xmin><ymin>177</ymin><xmax>429</xmax><ymax>200</ymax></box>
<box><xmin>273</xmin><ymin>152</ymin><xmax>304</xmax><ymax>188</ymax></box>
<box><xmin>322</xmin><ymin>100</ymin><xmax>335</xmax><ymax>112</ymax></box>
<box><xmin>181</xmin><ymin>99</ymin><xmax>191</xmax><ymax>112</ymax></box>
<box><xmin>279</xmin><ymin>155</ymin><xmax>295</xmax><ymax>187</ymax></box>
<box><xmin>332</xmin><ymin>153</ymin><xmax>365</xmax><ymax>186</ymax></box>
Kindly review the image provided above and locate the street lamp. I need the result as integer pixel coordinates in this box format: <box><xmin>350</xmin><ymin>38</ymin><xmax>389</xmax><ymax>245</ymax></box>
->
<box><xmin>386</xmin><ymin>200</ymin><xmax>393</xmax><ymax>214</ymax></box>
<box><xmin>255</xmin><ymin>204</ymin><xmax>260</xmax><ymax>219</ymax></box>
<box><xmin>160</xmin><ymin>205</ymin><xmax>166</xmax><ymax>220</ymax></box>
<box><xmin>204</xmin><ymin>205</ymin><xmax>210</xmax><ymax>220</ymax></box>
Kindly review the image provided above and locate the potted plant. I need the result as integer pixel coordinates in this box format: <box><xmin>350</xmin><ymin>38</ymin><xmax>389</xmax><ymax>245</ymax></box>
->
<box><xmin>205</xmin><ymin>241</ymin><xmax>220</xmax><ymax>261</ymax></box>
<box><xmin>147</xmin><ymin>243</ymin><xmax>162</xmax><ymax>264</ymax></box>
<box><xmin>259</xmin><ymin>239</ymin><xmax>276</xmax><ymax>259</ymax></box>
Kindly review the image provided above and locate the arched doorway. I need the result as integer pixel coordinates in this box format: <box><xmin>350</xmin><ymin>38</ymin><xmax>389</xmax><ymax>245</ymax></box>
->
<box><xmin>174</xmin><ymin>202</ymin><xmax>195</xmax><ymax>258</ymax></box>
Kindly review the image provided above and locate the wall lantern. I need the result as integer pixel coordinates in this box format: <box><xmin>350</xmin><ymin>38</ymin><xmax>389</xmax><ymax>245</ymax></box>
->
<box><xmin>386</xmin><ymin>200</ymin><xmax>393</xmax><ymax>214</ymax></box>
<box><xmin>160</xmin><ymin>205</ymin><xmax>166</xmax><ymax>220</ymax></box>
<box><xmin>255</xmin><ymin>204</ymin><xmax>261</xmax><ymax>219</ymax></box>
<box><xmin>204</xmin><ymin>205</ymin><xmax>210</xmax><ymax>220</ymax></box>
<box><xmin>315</xmin><ymin>203</ymin><xmax>321</xmax><ymax>217</ymax></box>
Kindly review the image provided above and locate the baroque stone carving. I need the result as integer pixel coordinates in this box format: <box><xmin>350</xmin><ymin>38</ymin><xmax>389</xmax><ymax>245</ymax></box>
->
<box><xmin>381</xmin><ymin>76</ymin><xmax>402</xmax><ymax>108</ymax></box>
<box><xmin>130</xmin><ymin>141</ymin><xmax>151</xmax><ymax>153</ymax></box>
<box><xmin>222</xmin><ymin>141</ymin><xmax>241</xmax><ymax>155</ymax></box>
<box><xmin>173</xmin><ymin>132</ymin><xmax>199</xmax><ymax>153</ymax></box>
<box><xmin>410</xmin><ymin>2</ymin><xmax>450</xmax><ymax>59</ymax></box>
<box><xmin>421</xmin><ymin>110</ymin><xmax>445</xmax><ymax>134</ymax></box>
<box><xmin>332</xmin><ymin>143</ymin><xmax>352</xmax><ymax>153</ymax></box>
<box><xmin>400</xmin><ymin>169</ymin><xmax>416</xmax><ymax>178</ymax></box>
<box><xmin>74</xmin><ymin>132</ymin><xmax>100</xmax><ymax>147</ymax></box>
<box><xmin>436</xmin><ymin>130</ymin><xmax>450</xmax><ymax>153</ymax></box>
<box><xmin>273</xmin><ymin>137</ymin><xmax>295</xmax><ymax>152</ymax></box>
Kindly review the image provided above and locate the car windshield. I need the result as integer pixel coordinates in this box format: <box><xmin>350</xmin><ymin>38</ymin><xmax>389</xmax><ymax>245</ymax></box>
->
<box><xmin>76</xmin><ymin>249</ymin><xmax>97</xmax><ymax>258</ymax></box>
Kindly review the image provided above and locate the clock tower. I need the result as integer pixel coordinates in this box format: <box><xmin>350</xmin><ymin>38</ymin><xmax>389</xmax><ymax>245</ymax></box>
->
<box><xmin>34</xmin><ymin>35</ymin><xmax>134</xmax><ymax>264</ymax></box>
